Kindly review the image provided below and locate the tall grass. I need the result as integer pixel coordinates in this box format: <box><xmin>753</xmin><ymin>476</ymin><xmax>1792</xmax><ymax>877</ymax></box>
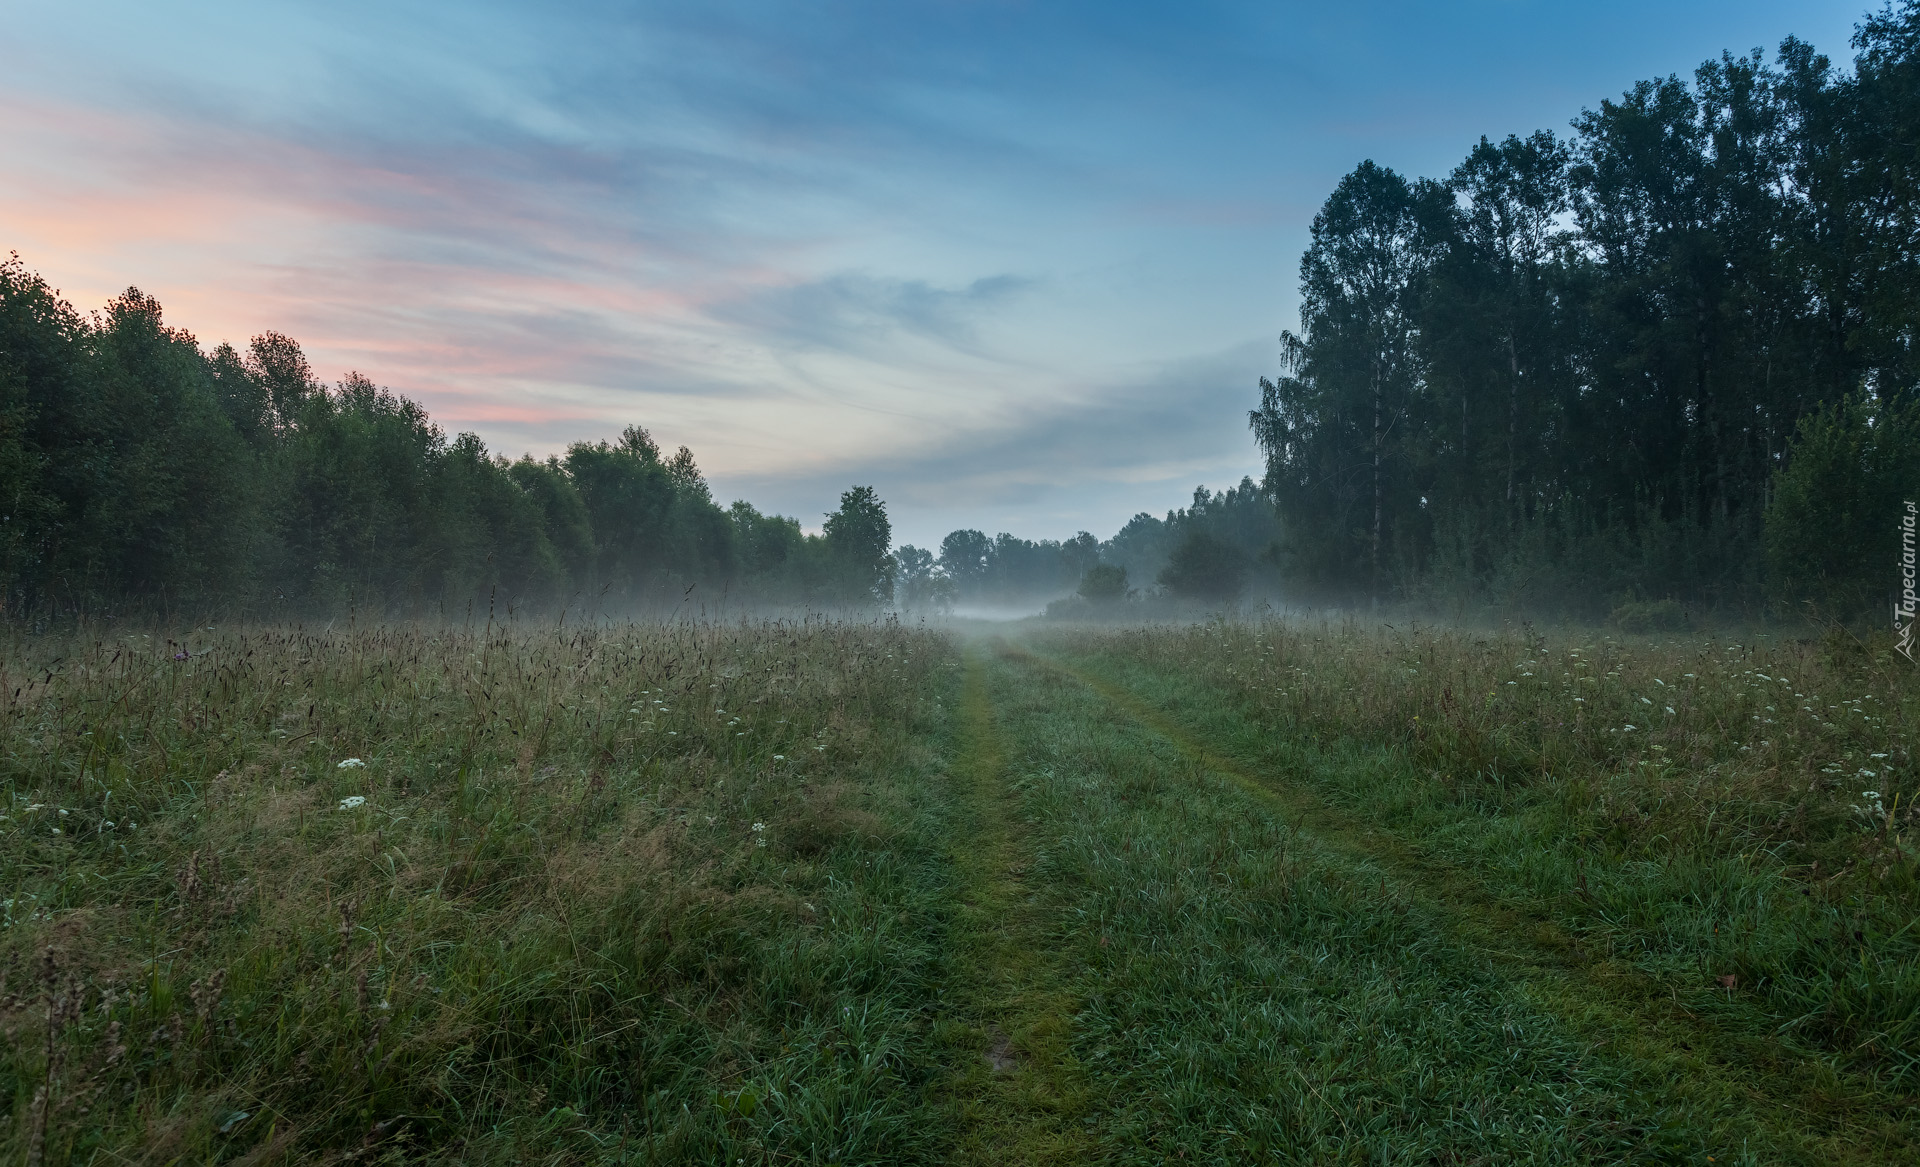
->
<box><xmin>1040</xmin><ymin>618</ymin><xmax>1920</xmax><ymax>1093</ymax></box>
<box><xmin>0</xmin><ymin>618</ymin><xmax>960</xmax><ymax>1163</ymax></box>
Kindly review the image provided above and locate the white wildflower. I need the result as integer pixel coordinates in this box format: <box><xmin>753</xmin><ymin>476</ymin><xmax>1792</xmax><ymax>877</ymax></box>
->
<box><xmin>1665</xmin><ymin>706</ymin><xmax>1676</xmax><ymax>715</ymax></box>
<box><xmin>339</xmin><ymin>795</ymin><xmax>367</xmax><ymax>810</ymax></box>
<box><xmin>772</xmin><ymin>754</ymin><xmax>785</xmax><ymax>761</ymax></box>
<box><xmin>338</xmin><ymin>758</ymin><xmax>366</xmax><ymax>769</ymax></box>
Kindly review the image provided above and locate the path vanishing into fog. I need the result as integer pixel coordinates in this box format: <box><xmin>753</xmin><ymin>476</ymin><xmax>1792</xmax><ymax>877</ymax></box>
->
<box><xmin>934</xmin><ymin>629</ymin><xmax>1905</xmax><ymax>1166</ymax></box>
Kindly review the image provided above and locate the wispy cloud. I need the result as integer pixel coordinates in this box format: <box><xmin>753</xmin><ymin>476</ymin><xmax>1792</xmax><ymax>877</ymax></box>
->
<box><xmin>710</xmin><ymin>272</ymin><xmax>1033</xmax><ymax>355</ymax></box>
<box><xmin>0</xmin><ymin>0</ymin><xmax>1865</xmax><ymax>543</ymax></box>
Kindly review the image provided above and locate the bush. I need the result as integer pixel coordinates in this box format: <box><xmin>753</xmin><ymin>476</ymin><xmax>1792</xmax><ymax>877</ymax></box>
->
<box><xmin>1765</xmin><ymin>394</ymin><xmax>1920</xmax><ymax>618</ymax></box>
<box><xmin>1077</xmin><ymin>563</ymin><xmax>1130</xmax><ymax>605</ymax></box>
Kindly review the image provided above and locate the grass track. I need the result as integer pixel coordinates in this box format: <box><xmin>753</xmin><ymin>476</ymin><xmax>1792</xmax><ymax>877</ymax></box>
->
<box><xmin>1007</xmin><ymin>637</ymin><xmax>1913</xmax><ymax>1164</ymax></box>
<box><xmin>938</xmin><ymin>641</ymin><xmax>1093</xmax><ymax>1163</ymax></box>
<box><xmin>966</xmin><ymin>638</ymin><xmax>1711</xmax><ymax>1163</ymax></box>
<box><xmin>7</xmin><ymin>619</ymin><xmax>1914</xmax><ymax>1163</ymax></box>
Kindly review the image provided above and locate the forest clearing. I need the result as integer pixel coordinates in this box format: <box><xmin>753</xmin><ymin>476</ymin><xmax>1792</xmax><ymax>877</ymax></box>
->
<box><xmin>2</xmin><ymin>616</ymin><xmax>1914</xmax><ymax>1164</ymax></box>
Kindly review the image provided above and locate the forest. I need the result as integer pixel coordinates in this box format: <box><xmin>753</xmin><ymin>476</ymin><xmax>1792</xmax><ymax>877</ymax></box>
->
<box><xmin>7</xmin><ymin>7</ymin><xmax>1920</xmax><ymax>626</ymax></box>
<box><xmin>1253</xmin><ymin>4</ymin><xmax>1920</xmax><ymax>622</ymax></box>
<box><xmin>0</xmin><ymin>260</ymin><xmax>896</xmax><ymax>617</ymax></box>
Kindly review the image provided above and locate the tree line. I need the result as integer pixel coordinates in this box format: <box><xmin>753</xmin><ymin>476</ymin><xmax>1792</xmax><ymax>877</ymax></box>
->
<box><xmin>0</xmin><ymin>258</ymin><xmax>896</xmax><ymax>617</ymax></box>
<box><xmin>892</xmin><ymin>478</ymin><xmax>1287</xmax><ymax>614</ymax></box>
<box><xmin>1252</xmin><ymin>2</ymin><xmax>1920</xmax><ymax>622</ymax></box>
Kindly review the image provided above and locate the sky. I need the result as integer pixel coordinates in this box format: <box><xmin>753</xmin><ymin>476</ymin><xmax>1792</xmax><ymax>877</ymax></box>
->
<box><xmin>1</xmin><ymin>0</ymin><xmax>1869</xmax><ymax>548</ymax></box>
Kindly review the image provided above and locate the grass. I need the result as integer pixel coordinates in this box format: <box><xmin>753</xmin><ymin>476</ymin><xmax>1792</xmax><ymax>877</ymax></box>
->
<box><xmin>1</xmin><ymin>619</ymin><xmax>965</xmax><ymax>1162</ymax></box>
<box><xmin>1</xmin><ymin>614</ymin><xmax>1914</xmax><ymax>1162</ymax></box>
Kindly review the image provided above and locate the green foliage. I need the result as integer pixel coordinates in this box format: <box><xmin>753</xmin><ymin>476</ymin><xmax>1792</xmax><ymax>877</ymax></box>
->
<box><xmin>1156</xmin><ymin>529</ymin><xmax>1248</xmax><ymax>603</ymax></box>
<box><xmin>1765</xmin><ymin>394</ymin><xmax>1920</xmax><ymax>617</ymax></box>
<box><xmin>894</xmin><ymin>544</ymin><xmax>955</xmax><ymax>612</ymax></box>
<box><xmin>823</xmin><ymin>485</ymin><xmax>895</xmax><ymax>606</ymax></box>
<box><xmin>1255</xmin><ymin>7</ymin><xmax>1920</xmax><ymax>615</ymax></box>
<box><xmin>1075</xmin><ymin>563</ymin><xmax>1128</xmax><ymax>605</ymax></box>
<box><xmin>0</xmin><ymin>261</ymin><xmax>891</xmax><ymax>615</ymax></box>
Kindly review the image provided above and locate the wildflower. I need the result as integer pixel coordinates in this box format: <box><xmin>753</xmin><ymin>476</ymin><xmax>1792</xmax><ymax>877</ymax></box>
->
<box><xmin>1665</xmin><ymin>706</ymin><xmax>1676</xmax><ymax>715</ymax></box>
<box><xmin>772</xmin><ymin>754</ymin><xmax>785</xmax><ymax>761</ymax></box>
<box><xmin>339</xmin><ymin>795</ymin><xmax>367</xmax><ymax>810</ymax></box>
<box><xmin>1623</xmin><ymin>724</ymin><xmax>1636</xmax><ymax>732</ymax></box>
<box><xmin>1640</xmin><ymin>697</ymin><xmax>1652</xmax><ymax>705</ymax></box>
<box><xmin>667</xmin><ymin>730</ymin><xmax>678</xmax><ymax>735</ymax></box>
<box><xmin>752</xmin><ymin>822</ymin><xmax>766</xmax><ymax>832</ymax></box>
<box><xmin>1859</xmin><ymin>769</ymin><xmax>1877</xmax><ymax>778</ymax></box>
<box><xmin>338</xmin><ymin>758</ymin><xmax>366</xmax><ymax>769</ymax></box>
<box><xmin>1573</xmin><ymin>697</ymin><xmax>1585</xmax><ymax>702</ymax></box>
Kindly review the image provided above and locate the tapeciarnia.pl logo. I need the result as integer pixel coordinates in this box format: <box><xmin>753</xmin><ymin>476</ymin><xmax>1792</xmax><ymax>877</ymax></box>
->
<box><xmin>1899</xmin><ymin>500</ymin><xmax>1917</xmax><ymax>664</ymax></box>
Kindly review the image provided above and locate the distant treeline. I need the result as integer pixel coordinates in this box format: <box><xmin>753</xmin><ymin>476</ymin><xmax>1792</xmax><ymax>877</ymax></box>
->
<box><xmin>0</xmin><ymin>258</ymin><xmax>895</xmax><ymax>617</ymax></box>
<box><xmin>1254</xmin><ymin>4</ymin><xmax>1920</xmax><ymax>621</ymax></box>
<box><xmin>895</xmin><ymin>479</ymin><xmax>1285</xmax><ymax>613</ymax></box>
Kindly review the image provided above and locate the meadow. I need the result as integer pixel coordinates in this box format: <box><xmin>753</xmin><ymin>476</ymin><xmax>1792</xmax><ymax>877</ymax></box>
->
<box><xmin>1</xmin><ymin>615</ymin><xmax>1914</xmax><ymax>1164</ymax></box>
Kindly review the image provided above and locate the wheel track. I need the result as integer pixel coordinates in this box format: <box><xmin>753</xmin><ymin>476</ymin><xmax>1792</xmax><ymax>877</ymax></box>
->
<box><xmin>943</xmin><ymin>639</ymin><xmax>1091</xmax><ymax>1165</ymax></box>
<box><xmin>1005</xmin><ymin>639</ymin><xmax>1911</xmax><ymax>1163</ymax></box>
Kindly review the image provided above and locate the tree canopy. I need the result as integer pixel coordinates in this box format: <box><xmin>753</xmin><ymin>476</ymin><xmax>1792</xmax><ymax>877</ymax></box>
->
<box><xmin>0</xmin><ymin>256</ymin><xmax>895</xmax><ymax>618</ymax></box>
<box><xmin>1253</xmin><ymin>5</ymin><xmax>1920</xmax><ymax>618</ymax></box>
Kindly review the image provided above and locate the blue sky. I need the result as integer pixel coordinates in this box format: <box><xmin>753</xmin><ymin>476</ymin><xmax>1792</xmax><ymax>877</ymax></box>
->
<box><xmin>1</xmin><ymin>0</ymin><xmax>1867</xmax><ymax>547</ymax></box>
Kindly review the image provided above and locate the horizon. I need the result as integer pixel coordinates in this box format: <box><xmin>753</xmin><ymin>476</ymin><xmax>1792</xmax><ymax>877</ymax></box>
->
<box><xmin>2</xmin><ymin>0</ymin><xmax>1866</xmax><ymax>548</ymax></box>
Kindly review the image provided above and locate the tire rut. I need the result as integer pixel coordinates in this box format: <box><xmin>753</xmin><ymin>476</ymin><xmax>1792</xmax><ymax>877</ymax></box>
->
<box><xmin>942</xmin><ymin>640</ymin><xmax>1091</xmax><ymax>1165</ymax></box>
<box><xmin>1007</xmin><ymin>641</ymin><xmax>1907</xmax><ymax>1161</ymax></box>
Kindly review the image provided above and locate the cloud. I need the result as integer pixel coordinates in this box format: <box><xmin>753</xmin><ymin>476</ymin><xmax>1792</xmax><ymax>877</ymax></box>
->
<box><xmin>709</xmin><ymin>272</ymin><xmax>1033</xmax><ymax>354</ymax></box>
<box><xmin>712</xmin><ymin>339</ymin><xmax>1273</xmax><ymax>546</ymax></box>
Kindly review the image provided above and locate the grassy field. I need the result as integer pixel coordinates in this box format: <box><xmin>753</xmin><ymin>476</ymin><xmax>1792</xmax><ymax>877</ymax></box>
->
<box><xmin>1</xmin><ymin>616</ymin><xmax>1915</xmax><ymax>1163</ymax></box>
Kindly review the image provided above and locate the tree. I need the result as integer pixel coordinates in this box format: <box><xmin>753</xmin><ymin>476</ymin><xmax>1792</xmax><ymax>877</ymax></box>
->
<box><xmin>937</xmin><ymin>528</ymin><xmax>992</xmax><ymax>597</ymax></box>
<box><xmin>1765</xmin><ymin>393</ymin><xmax>1920</xmax><ymax>615</ymax></box>
<box><xmin>824</xmin><ymin>486</ymin><xmax>894</xmax><ymax>606</ymax></box>
<box><xmin>1158</xmin><ymin>530</ymin><xmax>1248</xmax><ymax>604</ymax></box>
<box><xmin>1077</xmin><ymin>563</ymin><xmax>1129</xmax><ymax>605</ymax></box>
<box><xmin>1252</xmin><ymin>161</ymin><xmax>1449</xmax><ymax>601</ymax></box>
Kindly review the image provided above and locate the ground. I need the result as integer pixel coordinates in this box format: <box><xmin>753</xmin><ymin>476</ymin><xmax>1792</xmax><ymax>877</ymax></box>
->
<box><xmin>1</xmin><ymin>617</ymin><xmax>1914</xmax><ymax>1163</ymax></box>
